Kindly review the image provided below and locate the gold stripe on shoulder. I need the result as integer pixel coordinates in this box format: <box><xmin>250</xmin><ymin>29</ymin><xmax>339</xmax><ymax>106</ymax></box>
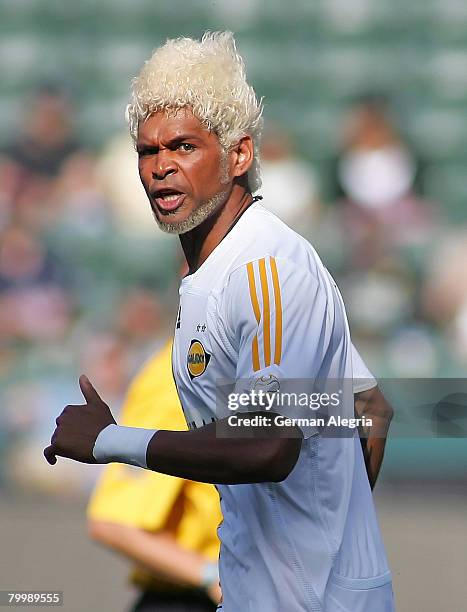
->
<box><xmin>270</xmin><ymin>256</ymin><xmax>283</xmax><ymax>365</ymax></box>
<box><xmin>246</xmin><ymin>262</ymin><xmax>261</xmax><ymax>371</ymax></box>
<box><xmin>247</xmin><ymin>262</ymin><xmax>261</xmax><ymax>323</ymax></box>
<box><xmin>251</xmin><ymin>336</ymin><xmax>260</xmax><ymax>372</ymax></box>
<box><xmin>258</xmin><ymin>258</ymin><xmax>271</xmax><ymax>367</ymax></box>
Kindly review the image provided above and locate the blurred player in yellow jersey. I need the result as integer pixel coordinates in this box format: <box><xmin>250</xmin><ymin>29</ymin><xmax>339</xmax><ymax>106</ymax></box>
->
<box><xmin>87</xmin><ymin>340</ymin><xmax>222</xmax><ymax>612</ymax></box>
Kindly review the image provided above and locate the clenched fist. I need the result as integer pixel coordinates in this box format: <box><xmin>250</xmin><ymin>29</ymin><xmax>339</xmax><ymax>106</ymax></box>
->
<box><xmin>44</xmin><ymin>375</ymin><xmax>116</xmax><ymax>465</ymax></box>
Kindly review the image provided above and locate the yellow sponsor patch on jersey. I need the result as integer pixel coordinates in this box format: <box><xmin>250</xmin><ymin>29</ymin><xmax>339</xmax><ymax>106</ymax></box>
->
<box><xmin>187</xmin><ymin>339</ymin><xmax>211</xmax><ymax>379</ymax></box>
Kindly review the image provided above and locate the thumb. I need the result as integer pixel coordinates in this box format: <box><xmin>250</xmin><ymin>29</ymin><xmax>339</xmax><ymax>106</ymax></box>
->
<box><xmin>79</xmin><ymin>374</ymin><xmax>102</xmax><ymax>404</ymax></box>
<box><xmin>44</xmin><ymin>445</ymin><xmax>57</xmax><ymax>465</ymax></box>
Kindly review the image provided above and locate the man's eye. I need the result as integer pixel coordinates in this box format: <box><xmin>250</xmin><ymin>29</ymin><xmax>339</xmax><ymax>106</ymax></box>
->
<box><xmin>138</xmin><ymin>148</ymin><xmax>157</xmax><ymax>157</ymax></box>
<box><xmin>178</xmin><ymin>143</ymin><xmax>195</xmax><ymax>152</ymax></box>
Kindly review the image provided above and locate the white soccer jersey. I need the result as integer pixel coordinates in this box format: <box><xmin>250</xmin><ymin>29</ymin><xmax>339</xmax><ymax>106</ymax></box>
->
<box><xmin>172</xmin><ymin>203</ymin><xmax>393</xmax><ymax>611</ymax></box>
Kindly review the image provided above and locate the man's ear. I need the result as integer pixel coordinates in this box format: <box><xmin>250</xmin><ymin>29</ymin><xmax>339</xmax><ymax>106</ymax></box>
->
<box><xmin>231</xmin><ymin>135</ymin><xmax>254</xmax><ymax>178</ymax></box>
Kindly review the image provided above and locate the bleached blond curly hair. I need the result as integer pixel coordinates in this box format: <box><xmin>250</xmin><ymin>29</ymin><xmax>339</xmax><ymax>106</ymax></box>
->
<box><xmin>126</xmin><ymin>31</ymin><xmax>263</xmax><ymax>192</ymax></box>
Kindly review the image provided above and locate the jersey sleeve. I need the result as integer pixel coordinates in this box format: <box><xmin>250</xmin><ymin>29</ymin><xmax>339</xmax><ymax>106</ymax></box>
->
<box><xmin>218</xmin><ymin>256</ymin><xmax>343</xmax><ymax>438</ymax></box>
<box><xmin>351</xmin><ymin>344</ymin><xmax>377</xmax><ymax>394</ymax></box>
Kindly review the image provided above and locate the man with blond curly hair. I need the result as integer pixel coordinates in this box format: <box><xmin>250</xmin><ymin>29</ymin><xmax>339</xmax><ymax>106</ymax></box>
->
<box><xmin>46</xmin><ymin>32</ymin><xmax>394</xmax><ymax>611</ymax></box>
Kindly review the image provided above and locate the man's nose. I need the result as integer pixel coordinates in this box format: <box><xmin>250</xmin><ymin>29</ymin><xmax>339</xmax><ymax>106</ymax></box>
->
<box><xmin>152</xmin><ymin>150</ymin><xmax>176</xmax><ymax>180</ymax></box>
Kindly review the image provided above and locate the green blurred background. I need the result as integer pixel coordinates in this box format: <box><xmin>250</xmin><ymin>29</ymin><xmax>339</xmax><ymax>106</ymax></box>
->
<box><xmin>0</xmin><ymin>1</ymin><xmax>465</xmax><ymax>611</ymax></box>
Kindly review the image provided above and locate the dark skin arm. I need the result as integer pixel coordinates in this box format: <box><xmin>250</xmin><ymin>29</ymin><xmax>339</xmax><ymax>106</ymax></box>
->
<box><xmin>354</xmin><ymin>385</ymin><xmax>394</xmax><ymax>489</ymax></box>
<box><xmin>44</xmin><ymin>376</ymin><xmax>302</xmax><ymax>484</ymax></box>
<box><xmin>146</xmin><ymin>418</ymin><xmax>301</xmax><ymax>484</ymax></box>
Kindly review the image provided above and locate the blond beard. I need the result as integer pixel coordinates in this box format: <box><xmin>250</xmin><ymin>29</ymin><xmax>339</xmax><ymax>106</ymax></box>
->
<box><xmin>154</xmin><ymin>152</ymin><xmax>230</xmax><ymax>235</ymax></box>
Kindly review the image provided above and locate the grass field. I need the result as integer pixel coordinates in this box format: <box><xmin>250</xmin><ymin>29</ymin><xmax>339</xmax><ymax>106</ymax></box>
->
<box><xmin>0</xmin><ymin>481</ymin><xmax>465</xmax><ymax>612</ymax></box>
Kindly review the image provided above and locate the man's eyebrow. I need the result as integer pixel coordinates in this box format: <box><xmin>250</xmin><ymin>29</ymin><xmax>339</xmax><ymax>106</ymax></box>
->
<box><xmin>166</xmin><ymin>133</ymin><xmax>203</xmax><ymax>145</ymax></box>
<box><xmin>137</xmin><ymin>134</ymin><xmax>203</xmax><ymax>148</ymax></box>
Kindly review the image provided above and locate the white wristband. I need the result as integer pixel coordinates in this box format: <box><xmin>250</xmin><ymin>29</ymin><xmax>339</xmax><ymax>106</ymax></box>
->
<box><xmin>93</xmin><ymin>424</ymin><xmax>158</xmax><ymax>468</ymax></box>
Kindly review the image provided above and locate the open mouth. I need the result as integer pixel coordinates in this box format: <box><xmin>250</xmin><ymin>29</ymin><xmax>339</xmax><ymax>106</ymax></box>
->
<box><xmin>153</xmin><ymin>189</ymin><xmax>186</xmax><ymax>213</ymax></box>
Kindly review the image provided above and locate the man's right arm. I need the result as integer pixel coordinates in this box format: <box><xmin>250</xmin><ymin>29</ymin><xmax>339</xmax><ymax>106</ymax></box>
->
<box><xmin>44</xmin><ymin>380</ymin><xmax>302</xmax><ymax>484</ymax></box>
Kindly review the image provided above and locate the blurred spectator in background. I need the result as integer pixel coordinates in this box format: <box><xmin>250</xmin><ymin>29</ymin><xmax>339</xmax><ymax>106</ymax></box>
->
<box><xmin>422</xmin><ymin>229</ymin><xmax>467</xmax><ymax>366</ymax></box>
<box><xmin>332</xmin><ymin>94</ymin><xmax>436</xmax><ymax>267</ymax></box>
<box><xmin>52</xmin><ymin>151</ymin><xmax>111</xmax><ymax>239</ymax></box>
<box><xmin>3</xmin><ymin>82</ymin><xmax>79</xmax><ymax>178</ymax></box>
<box><xmin>0</xmin><ymin>223</ymin><xmax>71</xmax><ymax>343</ymax></box>
<box><xmin>422</xmin><ymin>230</ymin><xmax>467</xmax><ymax>325</ymax></box>
<box><xmin>259</xmin><ymin>125</ymin><xmax>321</xmax><ymax>236</ymax></box>
<box><xmin>317</xmin><ymin>95</ymin><xmax>444</xmax><ymax>377</ymax></box>
<box><xmin>0</xmin><ymin>82</ymin><xmax>84</xmax><ymax>232</ymax></box>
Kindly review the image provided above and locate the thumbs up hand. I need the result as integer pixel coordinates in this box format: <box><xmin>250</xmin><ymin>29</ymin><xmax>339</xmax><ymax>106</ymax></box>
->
<box><xmin>44</xmin><ymin>375</ymin><xmax>116</xmax><ymax>465</ymax></box>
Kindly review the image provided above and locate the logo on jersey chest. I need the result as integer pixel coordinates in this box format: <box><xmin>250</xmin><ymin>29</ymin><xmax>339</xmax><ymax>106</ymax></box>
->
<box><xmin>187</xmin><ymin>339</ymin><xmax>211</xmax><ymax>379</ymax></box>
